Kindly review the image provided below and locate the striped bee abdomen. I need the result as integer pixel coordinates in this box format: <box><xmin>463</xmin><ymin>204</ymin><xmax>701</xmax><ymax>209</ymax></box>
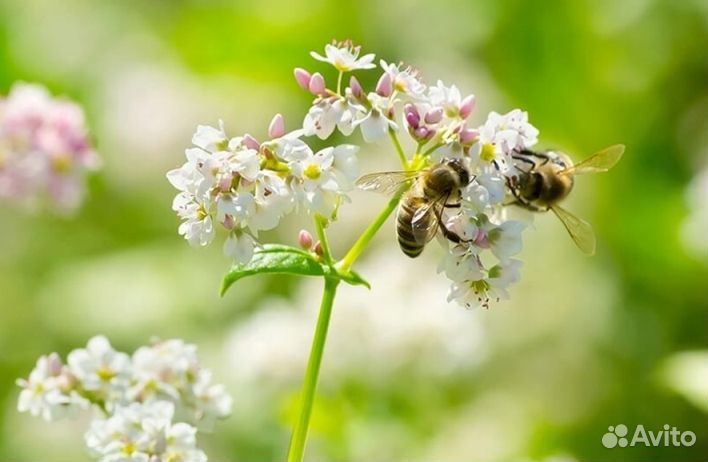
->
<box><xmin>396</xmin><ymin>196</ymin><xmax>431</xmax><ymax>258</ymax></box>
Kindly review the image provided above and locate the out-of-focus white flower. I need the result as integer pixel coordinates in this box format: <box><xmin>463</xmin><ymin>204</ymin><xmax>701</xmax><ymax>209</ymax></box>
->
<box><xmin>16</xmin><ymin>353</ymin><xmax>88</xmax><ymax>421</ymax></box>
<box><xmin>0</xmin><ymin>82</ymin><xmax>99</xmax><ymax>213</ymax></box>
<box><xmin>310</xmin><ymin>42</ymin><xmax>376</xmax><ymax>72</ymax></box>
<box><xmin>85</xmin><ymin>401</ymin><xmax>207</xmax><ymax>462</ymax></box>
<box><xmin>379</xmin><ymin>60</ymin><xmax>426</xmax><ymax>97</ymax></box>
<box><xmin>129</xmin><ymin>339</ymin><xmax>232</xmax><ymax>425</ymax></box>
<box><xmin>67</xmin><ymin>336</ymin><xmax>131</xmax><ymax>403</ymax></box>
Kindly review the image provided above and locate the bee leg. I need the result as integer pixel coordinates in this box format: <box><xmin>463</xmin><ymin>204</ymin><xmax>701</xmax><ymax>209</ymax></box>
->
<box><xmin>444</xmin><ymin>202</ymin><xmax>461</xmax><ymax>208</ymax></box>
<box><xmin>512</xmin><ymin>155</ymin><xmax>535</xmax><ymax>171</ymax></box>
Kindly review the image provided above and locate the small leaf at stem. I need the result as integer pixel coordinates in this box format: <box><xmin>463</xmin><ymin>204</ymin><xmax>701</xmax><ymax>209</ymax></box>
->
<box><xmin>220</xmin><ymin>244</ymin><xmax>371</xmax><ymax>295</ymax></box>
<box><xmin>221</xmin><ymin>244</ymin><xmax>325</xmax><ymax>296</ymax></box>
<box><xmin>338</xmin><ymin>270</ymin><xmax>371</xmax><ymax>289</ymax></box>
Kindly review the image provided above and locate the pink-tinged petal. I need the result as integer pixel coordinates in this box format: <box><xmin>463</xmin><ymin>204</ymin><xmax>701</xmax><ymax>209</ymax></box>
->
<box><xmin>309</xmin><ymin>51</ymin><xmax>328</xmax><ymax>62</ymax></box>
<box><xmin>459</xmin><ymin>95</ymin><xmax>476</xmax><ymax>119</ymax></box>
<box><xmin>268</xmin><ymin>114</ymin><xmax>285</xmax><ymax>139</ymax></box>
<box><xmin>349</xmin><ymin>76</ymin><xmax>364</xmax><ymax>99</ymax></box>
<box><xmin>294</xmin><ymin>68</ymin><xmax>312</xmax><ymax>91</ymax></box>
<box><xmin>309</xmin><ymin>73</ymin><xmax>326</xmax><ymax>95</ymax></box>
<box><xmin>375</xmin><ymin>72</ymin><xmax>393</xmax><ymax>97</ymax></box>
<box><xmin>460</xmin><ymin>128</ymin><xmax>479</xmax><ymax>144</ymax></box>
<box><xmin>424</xmin><ymin>107</ymin><xmax>443</xmax><ymax>124</ymax></box>
<box><xmin>243</xmin><ymin>134</ymin><xmax>260</xmax><ymax>150</ymax></box>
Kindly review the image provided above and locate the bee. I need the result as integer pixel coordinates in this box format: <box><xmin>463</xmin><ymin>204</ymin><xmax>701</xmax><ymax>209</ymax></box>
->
<box><xmin>356</xmin><ymin>158</ymin><xmax>471</xmax><ymax>258</ymax></box>
<box><xmin>508</xmin><ymin>144</ymin><xmax>625</xmax><ymax>255</ymax></box>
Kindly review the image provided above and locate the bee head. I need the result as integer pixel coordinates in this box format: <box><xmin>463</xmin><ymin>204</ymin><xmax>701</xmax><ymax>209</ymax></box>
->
<box><xmin>443</xmin><ymin>157</ymin><xmax>470</xmax><ymax>186</ymax></box>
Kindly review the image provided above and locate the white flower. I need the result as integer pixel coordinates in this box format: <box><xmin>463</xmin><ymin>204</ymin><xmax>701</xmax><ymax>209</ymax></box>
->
<box><xmin>249</xmin><ymin>170</ymin><xmax>293</xmax><ymax>231</ymax></box>
<box><xmin>85</xmin><ymin>401</ymin><xmax>207</xmax><ymax>462</ymax></box>
<box><xmin>223</xmin><ymin>232</ymin><xmax>257</xmax><ymax>264</ymax></box>
<box><xmin>447</xmin><ymin>259</ymin><xmax>523</xmax><ymax>309</ymax></box>
<box><xmin>303</xmin><ymin>98</ymin><xmax>364</xmax><ymax>139</ymax></box>
<box><xmin>487</xmin><ymin>220</ymin><xmax>526</xmax><ymax>261</ymax></box>
<box><xmin>174</xmin><ymin>193</ymin><xmax>215</xmax><ymax>248</ymax></box>
<box><xmin>462</xmin><ymin>170</ymin><xmax>507</xmax><ymax>212</ymax></box>
<box><xmin>355</xmin><ymin>94</ymin><xmax>398</xmax><ymax>142</ymax></box>
<box><xmin>427</xmin><ymin>80</ymin><xmax>474</xmax><ymax>119</ymax></box>
<box><xmin>192</xmin><ymin>370</ymin><xmax>233</xmax><ymax>428</ymax></box>
<box><xmin>472</xmin><ymin>109</ymin><xmax>539</xmax><ymax>172</ymax></box>
<box><xmin>67</xmin><ymin>336</ymin><xmax>131</xmax><ymax>402</ymax></box>
<box><xmin>310</xmin><ymin>42</ymin><xmax>376</xmax><ymax>72</ymax></box>
<box><xmin>192</xmin><ymin>122</ymin><xmax>228</xmax><ymax>153</ymax></box>
<box><xmin>438</xmin><ymin>244</ymin><xmax>484</xmax><ymax>282</ymax></box>
<box><xmin>16</xmin><ymin>353</ymin><xmax>87</xmax><ymax>421</ymax></box>
<box><xmin>287</xmin><ymin>144</ymin><xmax>358</xmax><ymax>216</ymax></box>
<box><xmin>379</xmin><ymin>60</ymin><xmax>426</xmax><ymax>97</ymax></box>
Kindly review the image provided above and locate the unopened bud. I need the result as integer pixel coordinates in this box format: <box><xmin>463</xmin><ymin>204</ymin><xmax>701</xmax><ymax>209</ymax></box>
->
<box><xmin>313</xmin><ymin>241</ymin><xmax>323</xmax><ymax>256</ymax></box>
<box><xmin>424</xmin><ymin>107</ymin><xmax>443</xmax><ymax>124</ymax></box>
<box><xmin>268</xmin><ymin>113</ymin><xmax>285</xmax><ymax>139</ymax></box>
<box><xmin>459</xmin><ymin>94</ymin><xmax>476</xmax><ymax>119</ymax></box>
<box><xmin>414</xmin><ymin>126</ymin><xmax>429</xmax><ymax>139</ymax></box>
<box><xmin>460</xmin><ymin>128</ymin><xmax>479</xmax><ymax>144</ymax></box>
<box><xmin>404</xmin><ymin>103</ymin><xmax>420</xmax><ymax>128</ymax></box>
<box><xmin>349</xmin><ymin>76</ymin><xmax>364</xmax><ymax>100</ymax></box>
<box><xmin>243</xmin><ymin>133</ymin><xmax>260</xmax><ymax>150</ymax></box>
<box><xmin>375</xmin><ymin>72</ymin><xmax>393</xmax><ymax>97</ymax></box>
<box><xmin>294</xmin><ymin>68</ymin><xmax>312</xmax><ymax>91</ymax></box>
<box><xmin>309</xmin><ymin>73</ymin><xmax>326</xmax><ymax>95</ymax></box>
<box><xmin>298</xmin><ymin>230</ymin><xmax>313</xmax><ymax>249</ymax></box>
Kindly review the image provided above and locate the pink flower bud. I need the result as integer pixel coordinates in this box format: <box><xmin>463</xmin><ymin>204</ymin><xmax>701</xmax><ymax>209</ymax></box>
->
<box><xmin>414</xmin><ymin>126</ymin><xmax>429</xmax><ymax>139</ymax></box>
<box><xmin>268</xmin><ymin>113</ymin><xmax>285</xmax><ymax>139</ymax></box>
<box><xmin>309</xmin><ymin>73</ymin><xmax>326</xmax><ymax>95</ymax></box>
<box><xmin>460</xmin><ymin>128</ymin><xmax>479</xmax><ymax>144</ymax></box>
<box><xmin>459</xmin><ymin>94</ymin><xmax>476</xmax><ymax>119</ymax></box>
<box><xmin>424</xmin><ymin>128</ymin><xmax>436</xmax><ymax>140</ymax></box>
<box><xmin>349</xmin><ymin>76</ymin><xmax>364</xmax><ymax>99</ymax></box>
<box><xmin>243</xmin><ymin>133</ymin><xmax>260</xmax><ymax>150</ymax></box>
<box><xmin>294</xmin><ymin>68</ymin><xmax>312</xmax><ymax>91</ymax></box>
<box><xmin>404</xmin><ymin>103</ymin><xmax>420</xmax><ymax>127</ymax></box>
<box><xmin>375</xmin><ymin>72</ymin><xmax>393</xmax><ymax>97</ymax></box>
<box><xmin>313</xmin><ymin>241</ymin><xmax>323</xmax><ymax>256</ymax></box>
<box><xmin>298</xmin><ymin>229</ymin><xmax>313</xmax><ymax>249</ymax></box>
<box><xmin>424</xmin><ymin>107</ymin><xmax>443</xmax><ymax>124</ymax></box>
<box><xmin>47</xmin><ymin>353</ymin><xmax>63</xmax><ymax>376</ymax></box>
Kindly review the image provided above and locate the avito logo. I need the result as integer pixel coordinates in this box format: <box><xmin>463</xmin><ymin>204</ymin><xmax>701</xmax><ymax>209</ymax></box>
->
<box><xmin>602</xmin><ymin>424</ymin><xmax>696</xmax><ymax>448</ymax></box>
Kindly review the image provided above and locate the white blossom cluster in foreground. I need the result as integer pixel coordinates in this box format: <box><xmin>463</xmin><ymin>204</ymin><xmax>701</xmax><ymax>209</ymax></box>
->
<box><xmin>17</xmin><ymin>336</ymin><xmax>232</xmax><ymax>461</ymax></box>
<box><xmin>167</xmin><ymin>40</ymin><xmax>542</xmax><ymax>309</ymax></box>
<box><xmin>0</xmin><ymin>83</ymin><xmax>99</xmax><ymax>213</ymax></box>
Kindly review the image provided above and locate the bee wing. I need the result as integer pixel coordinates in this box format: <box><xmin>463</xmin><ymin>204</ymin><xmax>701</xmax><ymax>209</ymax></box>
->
<box><xmin>411</xmin><ymin>199</ymin><xmax>442</xmax><ymax>244</ymax></box>
<box><xmin>356</xmin><ymin>170</ymin><xmax>420</xmax><ymax>195</ymax></box>
<box><xmin>560</xmin><ymin>144</ymin><xmax>625</xmax><ymax>176</ymax></box>
<box><xmin>550</xmin><ymin>204</ymin><xmax>596</xmax><ymax>255</ymax></box>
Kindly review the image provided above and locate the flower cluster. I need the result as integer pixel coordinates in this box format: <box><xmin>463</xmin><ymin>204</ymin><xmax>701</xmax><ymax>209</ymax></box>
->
<box><xmin>17</xmin><ymin>336</ymin><xmax>231</xmax><ymax>461</ymax></box>
<box><xmin>168</xmin><ymin>40</ymin><xmax>544</xmax><ymax>308</ymax></box>
<box><xmin>167</xmin><ymin>118</ymin><xmax>358</xmax><ymax>263</ymax></box>
<box><xmin>0</xmin><ymin>83</ymin><xmax>99</xmax><ymax>213</ymax></box>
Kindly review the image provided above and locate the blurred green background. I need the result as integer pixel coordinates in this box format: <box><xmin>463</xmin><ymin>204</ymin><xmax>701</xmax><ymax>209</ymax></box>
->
<box><xmin>0</xmin><ymin>0</ymin><xmax>706</xmax><ymax>460</ymax></box>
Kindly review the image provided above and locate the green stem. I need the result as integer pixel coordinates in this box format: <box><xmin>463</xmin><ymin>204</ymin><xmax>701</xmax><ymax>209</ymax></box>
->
<box><xmin>314</xmin><ymin>214</ymin><xmax>333</xmax><ymax>264</ymax></box>
<box><xmin>337</xmin><ymin>191</ymin><xmax>403</xmax><ymax>273</ymax></box>
<box><xmin>388</xmin><ymin>129</ymin><xmax>408</xmax><ymax>169</ymax></box>
<box><xmin>287</xmin><ymin>277</ymin><xmax>340</xmax><ymax>462</ymax></box>
<box><xmin>336</xmin><ymin>71</ymin><xmax>344</xmax><ymax>96</ymax></box>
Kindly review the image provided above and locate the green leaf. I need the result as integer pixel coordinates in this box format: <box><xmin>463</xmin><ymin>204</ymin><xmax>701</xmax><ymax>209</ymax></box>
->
<box><xmin>220</xmin><ymin>244</ymin><xmax>325</xmax><ymax>296</ymax></box>
<box><xmin>338</xmin><ymin>270</ymin><xmax>371</xmax><ymax>289</ymax></box>
<box><xmin>220</xmin><ymin>244</ymin><xmax>373</xmax><ymax>296</ymax></box>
